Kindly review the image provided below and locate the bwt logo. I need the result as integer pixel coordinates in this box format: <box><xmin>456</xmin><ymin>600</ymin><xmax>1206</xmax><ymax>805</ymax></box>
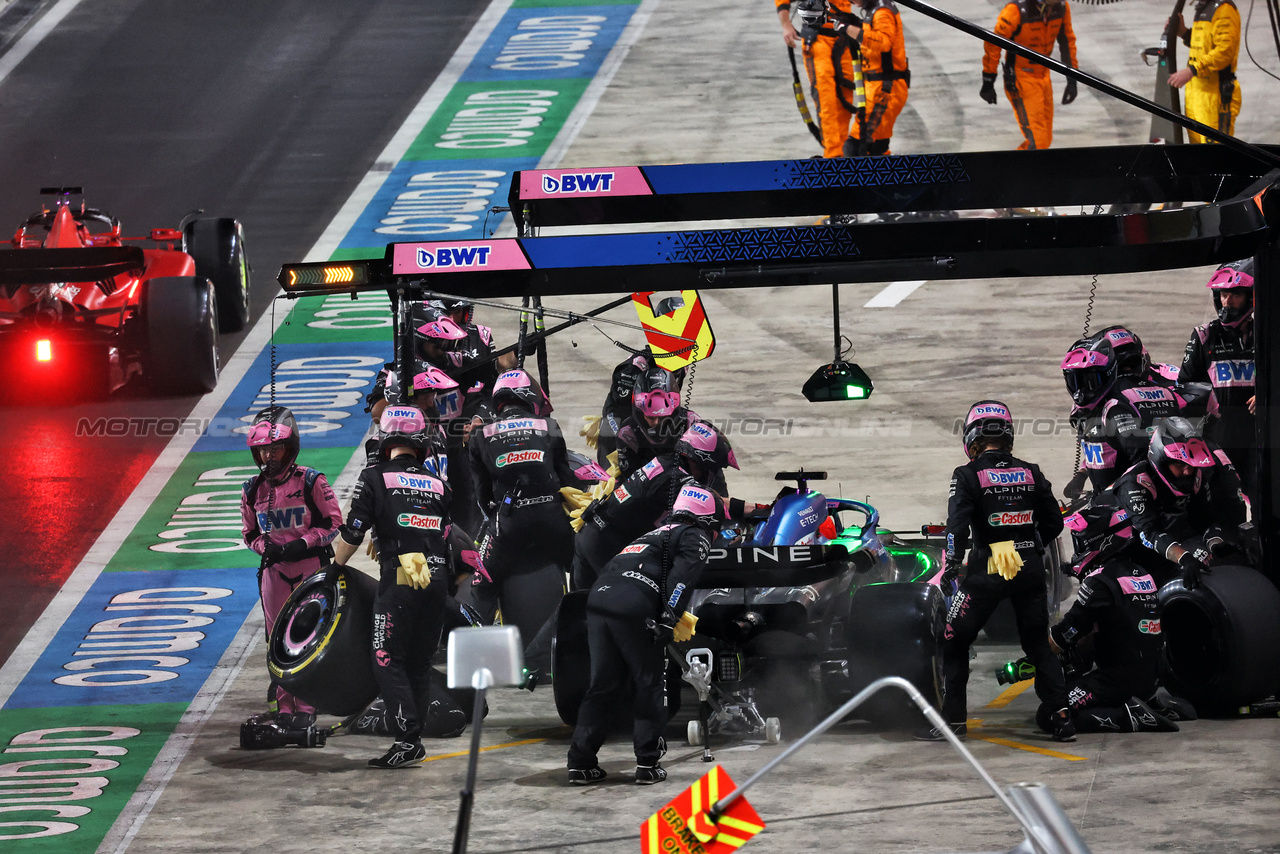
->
<box><xmin>542</xmin><ymin>172</ymin><xmax>615</xmax><ymax>194</ymax></box>
<box><xmin>973</xmin><ymin>405</ymin><xmax>1008</xmax><ymax>418</ymax></box>
<box><xmin>416</xmin><ymin>245</ymin><xmax>492</xmax><ymax>268</ymax></box>
<box><xmin>986</xmin><ymin>470</ymin><xmax>1030</xmax><ymax>485</ymax></box>
<box><xmin>495</xmin><ymin>450</ymin><xmax>545</xmax><ymax>467</ymax></box>
<box><xmin>989</xmin><ymin>510</ymin><xmax>1033</xmax><ymax>526</ymax></box>
<box><xmin>1106</xmin><ymin>330</ymin><xmax>1134</xmax><ymax>346</ymax></box>
<box><xmin>1212</xmin><ymin>360</ymin><xmax>1255</xmax><ymax>385</ymax></box>
<box><xmin>690</xmin><ymin>423</ymin><xmax>715</xmax><ymax>439</ymax></box>
<box><xmin>1134</xmin><ymin>389</ymin><xmax>1170</xmax><ymax>401</ymax></box>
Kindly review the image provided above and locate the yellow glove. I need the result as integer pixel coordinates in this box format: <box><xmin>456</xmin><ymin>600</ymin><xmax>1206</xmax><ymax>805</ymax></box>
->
<box><xmin>672</xmin><ymin>612</ymin><xmax>698</xmax><ymax>643</ymax></box>
<box><xmin>580</xmin><ymin>415</ymin><xmax>602</xmax><ymax>449</ymax></box>
<box><xmin>397</xmin><ymin>552</ymin><xmax>432</xmax><ymax>589</ymax></box>
<box><xmin>987</xmin><ymin>541</ymin><xmax>1024</xmax><ymax>581</ymax></box>
<box><xmin>559</xmin><ymin>486</ymin><xmax>592</xmax><ymax>527</ymax></box>
<box><xmin>365</xmin><ymin>539</ymin><xmax>379</xmax><ymax>562</ymax></box>
<box><xmin>605</xmin><ymin>451</ymin><xmax>620</xmax><ymax>480</ymax></box>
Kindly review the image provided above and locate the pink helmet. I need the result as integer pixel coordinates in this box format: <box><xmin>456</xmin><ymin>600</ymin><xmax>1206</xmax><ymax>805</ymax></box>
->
<box><xmin>378</xmin><ymin>405</ymin><xmax>432</xmax><ymax>458</ymax></box>
<box><xmin>1148</xmin><ymin>417</ymin><xmax>1215</xmax><ymax>496</ymax></box>
<box><xmin>962</xmin><ymin>400</ymin><xmax>1014</xmax><ymax>458</ymax></box>
<box><xmin>416</xmin><ymin>315</ymin><xmax>467</xmax><ymax>345</ymax></box>
<box><xmin>1206</xmin><ymin>258</ymin><xmax>1254</xmax><ymax>327</ymax></box>
<box><xmin>1064</xmin><ymin>503</ymin><xmax>1133</xmax><ymax>579</ymax></box>
<box><xmin>492</xmin><ymin>368</ymin><xmax>545</xmax><ymax>411</ymax></box>
<box><xmin>674</xmin><ymin>421</ymin><xmax>738</xmax><ymax>480</ymax></box>
<box><xmin>670</xmin><ymin>483</ymin><xmax>724</xmax><ymax>530</ymax></box>
<box><xmin>247</xmin><ymin>406</ymin><xmax>299</xmax><ymax>480</ymax></box>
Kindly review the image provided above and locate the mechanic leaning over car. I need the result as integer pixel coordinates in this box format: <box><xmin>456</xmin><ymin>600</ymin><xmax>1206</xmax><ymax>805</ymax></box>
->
<box><xmin>1180</xmin><ymin>258</ymin><xmax>1256</xmax><ymax>506</ymax></box>
<box><xmin>1044</xmin><ymin>502</ymin><xmax>1196</xmax><ymax>733</ymax></box>
<box><xmin>615</xmin><ymin>366</ymin><xmax>725</xmax><ymax>494</ymax></box>
<box><xmin>921</xmin><ymin>400</ymin><xmax>1073</xmax><ymax>743</ymax></box>
<box><xmin>240</xmin><ymin>405</ymin><xmax>342</xmax><ymax>730</ymax></box>
<box><xmin>1112</xmin><ymin>417</ymin><xmax>1247</xmax><ymax>590</ymax></box>
<box><xmin>333</xmin><ymin>406</ymin><xmax>456</xmax><ymax>769</ymax></box>
<box><xmin>1060</xmin><ymin>329</ymin><xmax>1186</xmax><ymax>497</ymax></box>
<box><xmin>567</xmin><ymin>483</ymin><xmax>723</xmax><ymax>786</ymax></box>
<box><xmin>571</xmin><ymin>420</ymin><xmax>765</xmax><ymax>591</ymax></box>
<box><xmin>468</xmin><ymin>368</ymin><xmax>577</xmax><ymax>647</ymax></box>
<box><xmin>595</xmin><ymin>347</ymin><xmax>684</xmax><ymax>470</ymax></box>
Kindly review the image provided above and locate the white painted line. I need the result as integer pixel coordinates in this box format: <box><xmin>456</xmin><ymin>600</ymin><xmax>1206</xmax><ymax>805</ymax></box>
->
<box><xmin>306</xmin><ymin>0</ymin><xmax>515</xmax><ymax>262</ymax></box>
<box><xmin>0</xmin><ymin>0</ymin><xmax>82</xmax><ymax>87</ymax></box>
<box><xmin>864</xmin><ymin>280</ymin><xmax>926</xmax><ymax>308</ymax></box>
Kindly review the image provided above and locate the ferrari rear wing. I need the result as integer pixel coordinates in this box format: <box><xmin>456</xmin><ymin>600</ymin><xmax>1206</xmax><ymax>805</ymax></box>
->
<box><xmin>0</xmin><ymin>246</ymin><xmax>146</xmax><ymax>286</ymax></box>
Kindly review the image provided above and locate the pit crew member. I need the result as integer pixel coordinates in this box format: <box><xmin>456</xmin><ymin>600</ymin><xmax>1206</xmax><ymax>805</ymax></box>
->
<box><xmin>981</xmin><ymin>0</ymin><xmax>1078</xmax><ymax>150</ymax></box>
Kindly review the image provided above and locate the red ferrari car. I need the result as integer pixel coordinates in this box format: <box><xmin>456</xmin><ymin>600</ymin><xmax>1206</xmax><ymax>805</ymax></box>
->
<box><xmin>0</xmin><ymin>187</ymin><xmax>250</xmax><ymax>399</ymax></box>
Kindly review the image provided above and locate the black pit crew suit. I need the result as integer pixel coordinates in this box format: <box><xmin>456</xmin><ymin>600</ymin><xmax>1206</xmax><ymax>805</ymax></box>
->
<box><xmin>339</xmin><ymin>456</ymin><xmax>455</xmax><ymax>744</ymax></box>
<box><xmin>1074</xmin><ymin>377</ymin><xmax>1186</xmax><ymax>492</ymax></box>
<box><xmin>567</xmin><ymin>522</ymin><xmax>712</xmax><ymax>771</ymax></box>
<box><xmin>468</xmin><ymin>403</ymin><xmax>576</xmax><ymax>642</ymax></box>
<box><xmin>1181</xmin><ymin>315</ymin><xmax>1255</xmax><ymax>502</ymax></box>
<box><xmin>941</xmin><ymin>449</ymin><xmax>1067</xmax><ymax>725</ymax></box>
<box><xmin>1113</xmin><ymin>453</ymin><xmax>1247</xmax><ymax>580</ymax></box>
<box><xmin>571</xmin><ymin>453</ymin><xmax>695</xmax><ymax>591</ymax></box>
<box><xmin>598</xmin><ymin>350</ymin><xmax>656</xmax><ymax>469</ymax></box>
<box><xmin>1051</xmin><ymin>558</ymin><xmax>1164</xmax><ymax>732</ymax></box>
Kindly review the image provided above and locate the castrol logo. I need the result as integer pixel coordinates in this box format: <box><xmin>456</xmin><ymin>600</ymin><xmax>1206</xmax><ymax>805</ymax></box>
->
<box><xmin>397</xmin><ymin>514</ymin><xmax>442</xmax><ymax>531</ymax></box>
<box><xmin>495</xmin><ymin>450</ymin><xmax>545</xmax><ymax>467</ymax></box>
<box><xmin>988</xmin><ymin>510</ymin><xmax>1033</xmax><ymax>526</ymax></box>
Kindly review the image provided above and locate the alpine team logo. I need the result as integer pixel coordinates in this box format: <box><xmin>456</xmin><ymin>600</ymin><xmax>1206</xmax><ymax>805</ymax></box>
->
<box><xmin>397</xmin><ymin>513</ymin><xmax>443</xmax><ymax>531</ymax></box>
<box><xmin>495</xmin><ymin>450</ymin><xmax>545</xmax><ymax>467</ymax></box>
<box><xmin>416</xmin><ymin>245</ymin><xmax>492</xmax><ymax>268</ymax></box>
<box><xmin>541</xmin><ymin>172</ymin><xmax>615</xmax><ymax>194</ymax></box>
<box><xmin>988</xmin><ymin>510</ymin><xmax>1034</xmax><ymax>526</ymax></box>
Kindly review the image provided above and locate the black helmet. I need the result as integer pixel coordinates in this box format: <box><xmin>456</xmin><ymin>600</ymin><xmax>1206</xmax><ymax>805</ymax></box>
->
<box><xmin>674</xmin><ymin>421</ymin><xmax>738</xmax><ymax>484</ymax></box>
<box><xmin>1096</xmin><ymin>326</ymin><xmax>1150</xmax><ymax>380</ymax></box>
<box><xmin>1148</xmin><ymin>417</ymin><xmax>1215</xmax><ymax>496</ymax></box>
<box><xmin>431</xmin><ymin>296</ymin><xmax>475</xmax><ymax>326</ymax></box>
<box><xmin>247</xmin><ymin>406</ymin><xmax>300</xmax><ymax>481</ymax></box>
<box><xmin>377</xmin><ymin>405</ymin><xmax>433</xmax><ymax>459</ymax></box>
<box><xmin>962</xmin><ymin>400</ymin><xmax>1014</xmax><ymax>459</ymax></box>
<box><xmin>1061</xmin><ymin>332</ymin><xmax>1119</xmax><ymax>409</ymax></box>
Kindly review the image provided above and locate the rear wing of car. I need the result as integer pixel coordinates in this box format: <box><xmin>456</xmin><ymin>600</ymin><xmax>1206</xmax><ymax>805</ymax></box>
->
<box><xmin>0</xmin><ymin>246</ymin><xmax>146</xmax><ymax>286</ymax></box>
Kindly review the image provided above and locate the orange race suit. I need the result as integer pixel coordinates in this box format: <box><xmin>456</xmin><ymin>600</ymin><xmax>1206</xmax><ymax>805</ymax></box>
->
<box><xmin>846</xmin><ymin>0</ymin><xmax>909</xmax><ymax>156</ymax></box>
<box><xmin>1183</xmin><ymin>0</ymin><xmax>1242</xmax><ymax>142</ymax></box>
<box><xmin>779</xmin><ymin>0</ymin><xmax>859</xmax><ymax>158</ymax></box>
<box><xmin>983</xmin><ymin>0</ymin><xmax>1078</xmax><ymax>150</ymax></box>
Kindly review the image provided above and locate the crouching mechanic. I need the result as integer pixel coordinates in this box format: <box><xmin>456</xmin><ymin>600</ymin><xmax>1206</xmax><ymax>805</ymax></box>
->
<box><xmin>333</xmin><ymin>406</ymin><xmax>456</xmax><ymax>768</ymax></box>
<box><xmin>921</xmin><ymin>400</ymin><xmax>1073</xmax><ymax>742</ymax></box>
<box><xmin>567</xmin><ymin>484</ymin><xmax>723</xmax><ymax>786</ymax></box>
<box><xmin>1113</xmin><ymin>417</ymin><xmax>1247</xmax><ymax>589</ymax></box>
<box><xmin>241</xmin><ymin>405</ymin><xmax>341</xmax><ymax>729</ymax></box>
<box><xmin>1046</xmin><ymin>503</ymin><xmax>1183</xmax><ymax>733</ymax></box>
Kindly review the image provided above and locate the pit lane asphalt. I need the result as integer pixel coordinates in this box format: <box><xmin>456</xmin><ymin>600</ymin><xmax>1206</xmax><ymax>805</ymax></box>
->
<box><xmin>7</xmin><ymin>0</ymin><xmax>1280</xmax><ymax>851</ymax></box>
<box><xmin>0</xmin><ymin>0</ymin><xmax>487</xmax><ymax>665</ymax></box>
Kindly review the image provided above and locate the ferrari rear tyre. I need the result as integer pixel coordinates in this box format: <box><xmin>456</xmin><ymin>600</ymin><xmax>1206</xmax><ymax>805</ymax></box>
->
<box><xmin>841</xmin><ymin>581</ymin><xmax>945</xmax><ymax>727</ymax></box>
<box><xmin>269</xmin><ymin>566</ymin><xmax>380</xmax><ymax>717</ymax></box>
<box><xmin>185</xmin><ymin>217</ymin><xmax>250</xmax><ymax>333</ymax></box>
<box><xmin>142</xmin><ymin>276</ymin><xmax>218</xmax><ymax>395</ymax></box>
<box><xmin>687</xmin><ymin>719</ymin><xmax>704</xmax><ymax>747</ymax></box>
<box><xmin>765</xmin><ymin>717</ymin><xmax>782</xmax><ymax>744</ymax></box>
<box><xmin>1159</xmin><ymin>566</ymin><xmax>1280</xmax><ymax>715</ymax></box>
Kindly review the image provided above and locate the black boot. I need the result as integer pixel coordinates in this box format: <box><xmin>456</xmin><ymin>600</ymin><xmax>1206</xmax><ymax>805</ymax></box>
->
<box><xmin>1125</xmin><ymin>698</ymin><xmax>1180</xmax><ymax>732</ymax></box>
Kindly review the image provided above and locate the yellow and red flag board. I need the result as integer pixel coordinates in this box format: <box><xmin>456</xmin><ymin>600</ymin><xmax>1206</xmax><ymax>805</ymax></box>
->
<box><xmin>632</xmin><ymin>290</ymin><xmax>716</xmax><ymax>371</ymax></box>
<box><xmin>641</xmin><ymin>765</ymin><xmax>765</xmax><ymax>854</ymax></box>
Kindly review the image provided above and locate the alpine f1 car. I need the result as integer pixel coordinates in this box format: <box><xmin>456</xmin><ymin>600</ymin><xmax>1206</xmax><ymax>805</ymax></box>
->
<box><xmin>0</xmin><ymin>187</ymin><xmax>251</xmax><ymax>399</ymax></box>
<box><xmin>553</xmin><ymin>470</ymin><xmax>947</xmax><ymax>740</ymax></box>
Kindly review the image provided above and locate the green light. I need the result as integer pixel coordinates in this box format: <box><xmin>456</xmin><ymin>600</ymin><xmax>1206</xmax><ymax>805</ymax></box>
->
<box><xmin>802</xmin><ymin>361</ymin><xmax>874</xmax><ymax>402</ymax></box>
<box><xmin>846</xmin><ymin>384</ymin><xmax>867</xmax><ymax>399</ymax></box>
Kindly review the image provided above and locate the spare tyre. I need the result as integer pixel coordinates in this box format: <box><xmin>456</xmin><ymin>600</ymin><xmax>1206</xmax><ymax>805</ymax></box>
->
<box><xmin>1159</xmin><ymin>565</ymin><xmax>1280</xmax><ymax>715</ymax></box>
<box><xmin>269</xmin><ymin>565</ymin><xmax>379</xmax><ymax>716</ymax></box>
<box><xmin>841</xmin><ymin>581</ymin><xmax>944</xmax><ymax>726</ymax></box>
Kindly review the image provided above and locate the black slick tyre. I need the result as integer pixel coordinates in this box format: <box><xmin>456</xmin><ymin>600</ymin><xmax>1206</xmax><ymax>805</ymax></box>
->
<box><xmin>142</xmin><ymin>276</ymin><xmax>218</xmax><ymax>395</ymax></box>
<box><xmin>269</xmin><ymin>566</ymin><xmax>380</xmax><ymax>717</ymax></box>
<box><xmin>841</xmin><ymin>581</ymin><xmax>945</xmax><ymax>726</ymax></box>
<box><xmin>184</xmin><ymin>217</ymin><xmax>250</xmax><ymax>333</ymax></box>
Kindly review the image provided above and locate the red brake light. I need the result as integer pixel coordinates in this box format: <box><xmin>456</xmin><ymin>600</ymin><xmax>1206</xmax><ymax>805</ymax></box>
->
<box><xmin>36</xmin><ymin>339</ymin><xmax>52</xmax><ymax>362</ymax></box>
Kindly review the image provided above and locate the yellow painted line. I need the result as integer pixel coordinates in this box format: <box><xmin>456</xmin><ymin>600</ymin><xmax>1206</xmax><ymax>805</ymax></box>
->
<box><xmin>985</xmin><ymin>679</ymin><xmax>1034</xmax><ymax>709</ymax></box>
<box><xmin>421</xmin><ymin>737</ymin><xmax>546</xmax><ymax>763</ymax></box>
<box><xmin>972</xmin><ymin>736</ymin><xmax>1088</xmax><ymax>762</ymax></box>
